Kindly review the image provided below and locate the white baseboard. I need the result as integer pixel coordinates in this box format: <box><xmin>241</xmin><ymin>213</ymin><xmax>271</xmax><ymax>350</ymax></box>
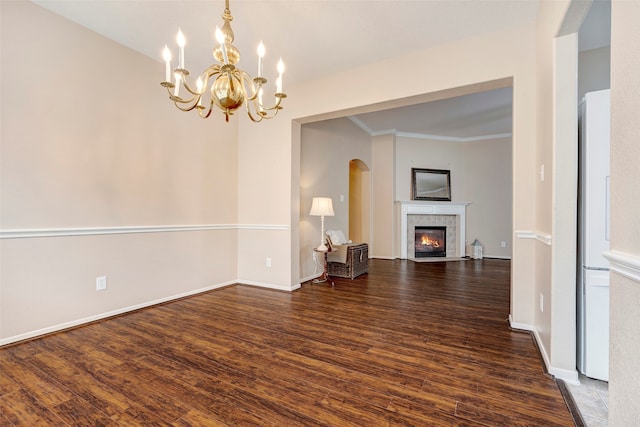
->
<box><xmin>508</xmin><ymin>315</ymin><xmax>579</xmax><ymax>385</ymax></box>
<box><xmin>299</xmin><ymin>273</ymin><xmax>323</xmax><ymax>284</ymax></box>
<box><xmin>508</xmin><ymin>315</ymin><xmax>534</xmax><ymax>332</ymax></box>
<box><xmin>550</xmin><ymin>366</ymin><xmax>580</xmax><ymax>385</ymax></box>
<box><xmin>1</xmin><ymin>278</ymin><xmax>304</xmax><ymax>346</ymax></box>
<box><xmin>0</xmin><ymin>280</ymin><xmax>236</xmax><ymax>346</ymax></box>
<box><xmin>237</xmin><ymin>280</ymin><xmax>301</xmax><ymax>292</ymax></box>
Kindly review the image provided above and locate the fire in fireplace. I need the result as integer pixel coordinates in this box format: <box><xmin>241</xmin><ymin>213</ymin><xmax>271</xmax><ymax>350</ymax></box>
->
<box><xmin>414</xmin><ymin>226</ymin><xmax>446</xmax><ymax>258</ymax></box>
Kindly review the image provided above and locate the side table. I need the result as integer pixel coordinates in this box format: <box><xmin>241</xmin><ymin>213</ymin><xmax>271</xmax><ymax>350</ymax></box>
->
<box><xmin>312</xmin><ymin>248</ymin><xmax>334</xmax><ymax>287</ymax></box>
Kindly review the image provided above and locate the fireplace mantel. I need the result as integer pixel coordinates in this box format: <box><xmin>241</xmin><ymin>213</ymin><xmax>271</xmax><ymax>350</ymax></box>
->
<box><xmin>396</xmin><ymin>201</ymin><xmax>471</xmax><ymax>259</ymax></box>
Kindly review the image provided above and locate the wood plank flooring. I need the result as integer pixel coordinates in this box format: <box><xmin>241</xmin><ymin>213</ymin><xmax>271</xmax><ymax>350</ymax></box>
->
<box><xmin>0</xmin><ymin>258</ymin><xmax>575</xmax><ymax>426</ymax></box>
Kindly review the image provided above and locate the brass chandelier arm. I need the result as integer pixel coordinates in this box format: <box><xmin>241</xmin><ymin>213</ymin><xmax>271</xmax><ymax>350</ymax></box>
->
<box><xmin>241</xmin><ymin>71</ymin><xmax>261</xmax><ymax>103</ymax></box>
<box><xmin>245</xmin><ymin>97</ymin><xmax>274</xmax><ymax>122</ymax></box>
<box><xmin>259</xmin><ymin>93</ymin><xmax>284</xmax><ymax>112</ymax></box>
<box><xmin>239</xmin><ymin>71</ymin><xmax>267</xmax><ymax>122</ymax></box>
<box><xmin>164</xmin><ymin>65</ymin><xmax>224</xmax><ymax>113</ymax></box>
<box><xmin>168</xmin><ymin>93</ymin><xmax>213</xmax><ymax>119</ymax></box>
<box><xmin>170</xmin><ymin>96</ymin><xmax>199</xmax><ymax>112</ymax></box>
<box><xmin>178</xmin><ymin>65</ymin><xmax>220</xmax><ymax>97</ymax></box>
<box><xmin>239</xmin><ymin>70</ymin><xmax>283</xmax><ymax>112</ymax></box>
<box><xmin>165</xmin><ymin>86</ymin><xmax>196</xmax><ymax>107</ymax></box>
<box><xmin>164</xmin><ymin>87</ymin><xmax>203</xmax><ymax>113</ymax></box>
<box><xmin>196</xmin><ymin>100</ymin><xmax>214</xmax><ymax>119</ymax></box>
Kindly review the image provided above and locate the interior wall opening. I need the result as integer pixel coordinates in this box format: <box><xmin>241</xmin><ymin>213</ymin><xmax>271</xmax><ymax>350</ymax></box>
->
<box><xmin>349</xmin><ymin>159</ymin><xmax>370</xmax><ymax>245</ymax></box>
<box><xmin>296</xmin><ymin>78</ymin><xmax>514</xmax><ymax>285</ymax></box>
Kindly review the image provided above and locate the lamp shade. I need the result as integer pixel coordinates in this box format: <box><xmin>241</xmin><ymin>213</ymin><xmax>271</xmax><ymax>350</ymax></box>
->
<box><xmin>309</xmin><ymin>197</ymin><xmax>335</xmax><ymax>217</ymax></box>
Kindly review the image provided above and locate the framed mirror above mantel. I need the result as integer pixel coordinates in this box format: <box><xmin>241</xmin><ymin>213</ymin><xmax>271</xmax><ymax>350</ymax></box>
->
<box><xmin>411</xmin><ymin>168</ymin><xmax>451</xmax><ymax>201</ymax></box>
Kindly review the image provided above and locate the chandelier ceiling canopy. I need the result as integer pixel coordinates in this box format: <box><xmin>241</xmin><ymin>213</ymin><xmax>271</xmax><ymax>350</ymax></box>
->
<box><xmin>160</xmin><ymin>0</ymin><xmax>286</xmax><ymax>122</ymax></box>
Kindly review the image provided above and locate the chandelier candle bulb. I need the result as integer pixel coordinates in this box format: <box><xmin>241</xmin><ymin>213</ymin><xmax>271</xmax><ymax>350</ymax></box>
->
<box><xmin>277</xmin><ymin>59</ymin><xmax>284</xmax><ymax>93</ymax></box>
<box><xmin>174</xmin><ymin>73</ymin><xmax>181</xmax><ymax>97</ymax></box>
<box><xmin>196</xmin><ymin>77</ymin><xmax>203</xmax><ymax>107</ymax></box>
<box><xmin>257</xmin><ymin>41</ymin><xmax>265</xmax><ymax>77</ymax></box>
<box><xmin>162</xmin><ymin>45</ymin><xmax>172</xmax><ymax>82</ymax></box>
<box><xmin>215</xmin><ymin>26</ymin><xmax>229</xmax><ymax>64</ymax></box>
<box><xmin>176</xmin><ymin>28</ymin><xmax>185</xmax><ymax>69</ymax></box>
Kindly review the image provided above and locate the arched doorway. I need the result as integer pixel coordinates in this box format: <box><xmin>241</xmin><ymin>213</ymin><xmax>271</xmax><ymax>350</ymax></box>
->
<box><xmin>349</xmin><ymin>159</ymin><xmax>370</xmax><ymax>245</ymax></box>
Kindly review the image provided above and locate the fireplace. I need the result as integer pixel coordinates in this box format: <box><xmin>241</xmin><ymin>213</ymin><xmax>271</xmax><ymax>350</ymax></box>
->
<box><xmin>397</xmin><ymin>201</ymin><xmax>469</xmax><ymax>259</ymax></box>
<box><xmin>414</xmin><ymin>226</ymin><xmax>446</xmax><ymax>258</ymax></box>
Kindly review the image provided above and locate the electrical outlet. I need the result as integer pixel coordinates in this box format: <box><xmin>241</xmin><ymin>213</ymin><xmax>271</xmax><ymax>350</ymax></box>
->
<box><xmin>501</xmin><ymin>241</ymin><xmax>506</xmax><ymax>248</ymax></box>
<box><xmin>540</xmin><ymin>164</ymin><xmax>545</xmax><ymax>182</ymax></box>
<box><xmin>266</xmin><ymin>257</ymin><xmax>272</xmax><ymax>268</ymax></box>
<box><xmin>539</xmin><ymin>293</ymin><xmax>544</xmax><ymax>312</ymax></box>
<box><xmin>96</xmin><ymin>276</ymin><xmax>107</xmax><ymax>291</ymax></box>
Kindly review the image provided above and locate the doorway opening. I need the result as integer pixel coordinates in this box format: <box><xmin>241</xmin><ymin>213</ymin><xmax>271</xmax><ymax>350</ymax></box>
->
<box><xmin>349</xmin><ymin>159</ymin><xmax>370</xmax><ymax>245</ymax></box>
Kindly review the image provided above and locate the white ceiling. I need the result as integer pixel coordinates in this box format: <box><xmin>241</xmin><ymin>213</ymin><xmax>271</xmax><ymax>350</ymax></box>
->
<box><xmin>33</xmin><ymin>0</ymin><xmax>609</xmax><ymax>139</ymax></box>
<box><xmin>348</xmin><ymin>86</ymin><xmax>513</xmax><ymax>141</ymax></box>
<box><xmin>33</xmin><ymin>0</ymin><xmax>541</xmax><ymax>86</ymax></box>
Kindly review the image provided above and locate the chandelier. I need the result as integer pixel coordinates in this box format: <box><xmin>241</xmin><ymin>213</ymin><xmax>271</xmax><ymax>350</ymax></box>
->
<box><xmin>160</xmin><ymin>0</ymin><xmax>286</xmax><ymax>122</ymax></box>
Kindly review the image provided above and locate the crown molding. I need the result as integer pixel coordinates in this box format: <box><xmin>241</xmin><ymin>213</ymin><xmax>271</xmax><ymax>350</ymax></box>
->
<box><xmin>347</xmin><ymin>116</ymin><xmax>511</xmax><ymax>142</ymax></box>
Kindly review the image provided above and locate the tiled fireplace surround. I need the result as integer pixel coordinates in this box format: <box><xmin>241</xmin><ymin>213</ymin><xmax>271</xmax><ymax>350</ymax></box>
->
<box><xmin>397</xmin><ymin>202</ymin><xmax>470</xmax><ymax>259</ymax></box>
<box><xmin>409</xmin><ymin>215</ymin><xmax>458</xmax><ymax>258</ymax></box>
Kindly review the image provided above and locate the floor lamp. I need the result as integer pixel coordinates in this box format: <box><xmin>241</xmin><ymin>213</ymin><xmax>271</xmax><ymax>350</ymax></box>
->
<box><xmin>309</xmin><ymin>197</ymin><xmax>335</xmax><ymax>251</ymax></box>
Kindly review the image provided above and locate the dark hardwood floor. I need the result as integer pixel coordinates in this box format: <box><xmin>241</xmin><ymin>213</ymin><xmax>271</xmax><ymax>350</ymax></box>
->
<box><xmin>0</xmin><ymin>258</ymin><xmax>575</xmax><ymax>426</ymax></box>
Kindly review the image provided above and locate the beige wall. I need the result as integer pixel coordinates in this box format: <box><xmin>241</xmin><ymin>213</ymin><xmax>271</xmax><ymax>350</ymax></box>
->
<box><xmin>0</xmin><ymin>2</ymin><xmax>239</xmax><ymax>342</ymax></box>
<box><xmin>371</xmin><ymin>134</ymin><xmax>396</xmax><ymax>259</ymax></box>
<box><xmin>530</xmin><ymin>0</ymin><xmax>614</xmax><ymax>383</ymax></box>
<box><xmin>299</xmin><ymin>118</ymin><xmax>371</xmax><ymax>280</ymax></box>
<box><xmin>609</xmin><ymin>0</ymin><xmax>640</xmax><ymax>424</ymax></box>
<box><xmin>395</xmin><ymin>136</ymin><xmax>512</xmax><ymax>258</ymax></box>
<box><xmin>236</xmin><ymin>107</ymin><xmax>293</xmax><ymax>288</ymax></box>
<box><xmin>550</xmin><ymin>33</ymin><xmax>579</xmax><ymax>375</ymax></box>
<box><xmin>464</xmin><ymin>138</ymin><xmax>513</xmax><ymax>258</ymax></box>
<box><xmin>395</xmin><ymin>137</ymin><xmax>466</xmax><ymax>201</ymax></box>
<box><xmin>531</xmin><ymin>0</ymin><xmax>577</xmax><ymax>380</ymax></box>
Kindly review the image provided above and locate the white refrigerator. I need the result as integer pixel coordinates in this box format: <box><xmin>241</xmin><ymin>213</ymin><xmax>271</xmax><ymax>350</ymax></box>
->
<box><xmin>577</xmin><ymin>89</ymin><xmax>610</xmax><ymax>382</ymax></box>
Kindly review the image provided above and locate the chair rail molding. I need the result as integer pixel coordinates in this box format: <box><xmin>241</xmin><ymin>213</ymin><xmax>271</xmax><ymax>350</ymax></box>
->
<box><xmin>0</xmin><ymin>224</ymin><xmax>289</xmax><ymax>239</ymax></box>
<box><xmin>515</xmin><ymin>230</ymin><xmax>553</xmax><ymax>246</ymax></box>
<box><xmin>604</xmin><ymin>250</ymin><xmax>640</xmax><ymax>283</ymax></box>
